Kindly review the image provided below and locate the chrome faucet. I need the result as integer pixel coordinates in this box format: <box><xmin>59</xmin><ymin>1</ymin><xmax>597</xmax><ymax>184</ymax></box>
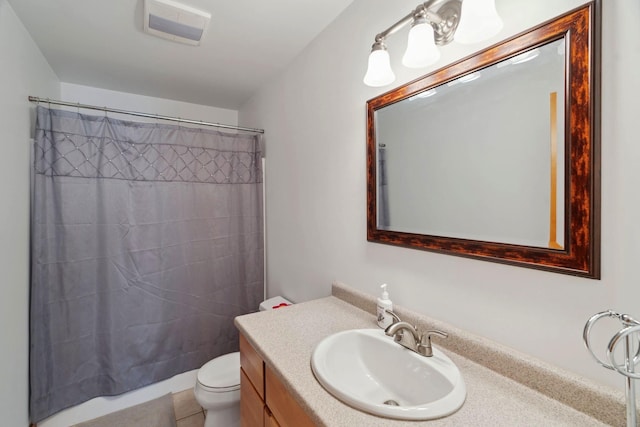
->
<box><xmin>385</xmin><ymin>320</ymin><xmax>421</xmax><ymax>349</ymax></box>
<box><xmin>384</xmin><ymin>310</ymin><xmax>448</xmax><ymax>357</ymax></box>
<box><xmin>385</xmin><ymin>309</ymin><xmax>402</xmax><ymax>324</ymax></box>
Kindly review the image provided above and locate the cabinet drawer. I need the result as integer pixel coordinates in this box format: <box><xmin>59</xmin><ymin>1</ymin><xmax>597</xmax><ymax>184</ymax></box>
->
<box><xmin>240</xmin><ymin>333</ymin><xmax>264</xmax><ymax>398</ymax></box>
<box><xmin>240</xmin><ymin>369</ymin><xmax>264</xmax><ymax>427</ymax></box>
<box><xmin>265</xmin><ymin>365</ymin><xmax>316</xmax><ymax>427</ymax></box>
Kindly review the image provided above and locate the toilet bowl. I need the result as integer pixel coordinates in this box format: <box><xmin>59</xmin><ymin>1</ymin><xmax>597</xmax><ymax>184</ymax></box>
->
<box><xmin>194</xmin><ymin>352</ymin><xmax>241</xmax><ymax>427</ymax></box>
<box><xmin>194</xmin><ymin>296</ymin><xmax>292</xmax><ymax>427</ymax></box>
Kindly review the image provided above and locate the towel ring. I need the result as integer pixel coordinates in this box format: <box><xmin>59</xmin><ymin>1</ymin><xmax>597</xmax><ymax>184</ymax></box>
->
<box><xmin>584</xmin><ymin>310</ymin><xmax>640</xmax><ymax>427</ymax></box>
<box><xmin>607</xmin><ymin>324</ymin><xmax>640</xmax><ymax>379</ymax></box>
<box><xmin>583</xmin><ymin>309</ymin><xmax>640</xmax><ymax>371</ymax></box>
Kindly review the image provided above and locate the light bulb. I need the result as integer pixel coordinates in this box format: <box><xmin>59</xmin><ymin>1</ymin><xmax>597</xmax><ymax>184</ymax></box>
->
<box><xmin>363</xmin><ymin>45</ymin><xmax>396</xmax><ymax>87</ymax></box>
<box><xmin>402</xmin><ymin>19</ymin><xmax>440</xmax><ymax>68</ymax></box>
<box><xmin>454</xmin><ymin>0</ymin><xmax>503</xmax><ymax>44</ymax></box>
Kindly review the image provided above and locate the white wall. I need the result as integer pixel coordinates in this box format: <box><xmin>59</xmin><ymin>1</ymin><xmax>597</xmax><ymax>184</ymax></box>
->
<box><xmin>60</xmin><ymin>83</ymin><xmax>238</xmax><ymax>128</ymax></box>
<box><xmin>240</xmin><ymin>0</ymin><xmax>640</xmax><ymax>391</ymax></box>
<box><xmin>0</xmin><ymin>1</ymin><xmax>60</xmax><ymax>426</ymax></box>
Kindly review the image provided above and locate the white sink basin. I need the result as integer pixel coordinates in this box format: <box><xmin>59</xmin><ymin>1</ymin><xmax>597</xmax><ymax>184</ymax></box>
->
<box><xmin>311</xmin><ymin>328</ymin><xmax>466</xmax><ymax>420</ymax></box>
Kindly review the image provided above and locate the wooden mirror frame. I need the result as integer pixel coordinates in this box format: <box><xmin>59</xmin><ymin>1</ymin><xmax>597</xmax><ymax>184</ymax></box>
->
<box><xmin>366</xmin><ymin>3</ymin><xmax>600</xmax><ymax>278</ymax></box>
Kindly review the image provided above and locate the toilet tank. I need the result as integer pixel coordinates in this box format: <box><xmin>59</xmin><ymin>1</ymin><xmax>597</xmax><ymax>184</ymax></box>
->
<box><xmin>259</xmin><ymin>296</ymin><xmax>292</xmax><ymax>311</ymax></box>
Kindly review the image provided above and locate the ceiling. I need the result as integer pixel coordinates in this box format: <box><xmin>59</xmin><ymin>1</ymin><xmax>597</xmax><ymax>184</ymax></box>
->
<box><xmin>9</xmin><ymin>0</ymin><xmax>354</xmax><ymax>110</ymax></box>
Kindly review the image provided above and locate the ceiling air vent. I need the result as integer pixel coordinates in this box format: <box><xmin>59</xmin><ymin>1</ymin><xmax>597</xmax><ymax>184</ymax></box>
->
<box><xmin>143</xmin><ymin>0</ymin><xmax>211</xmax><ymax>46</ymax></box>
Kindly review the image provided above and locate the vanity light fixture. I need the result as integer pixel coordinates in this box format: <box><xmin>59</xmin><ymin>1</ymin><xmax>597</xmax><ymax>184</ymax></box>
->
<box><xmin>363</xmin><ymin>0</ymin><xmax>503</xmax><ymax>87</ymax></box>
<box><xmin>363</xmin><ymin>41</ymin><xmax>395</xmax><ymax>87</ymax></box>
<box><xmin>454</xmin><ymin>0</ymin><xmax>503</xmax><ymax>44</ymax></box>
<box><xmin>402</xmin><ymin>15</ymin><xmax>440</xmax><ymax>68</ymax></box>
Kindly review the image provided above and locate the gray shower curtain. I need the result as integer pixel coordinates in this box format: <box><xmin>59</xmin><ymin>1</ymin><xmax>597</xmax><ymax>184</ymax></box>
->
<box><xmin>30</xmin><ymin>106</ymin><xmax>264</xmax><ymax>422</ymax></box>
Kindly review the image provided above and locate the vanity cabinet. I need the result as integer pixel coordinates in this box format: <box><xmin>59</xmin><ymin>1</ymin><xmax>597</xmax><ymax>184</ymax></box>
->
<box><xmin>240</xmin><ymin>333</ymin><xmax>315</xmax><ymax>427</ymax></box>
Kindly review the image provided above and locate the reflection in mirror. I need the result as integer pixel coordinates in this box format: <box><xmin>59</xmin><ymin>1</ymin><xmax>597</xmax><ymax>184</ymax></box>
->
<box><xmin>376</xmin><ymin>39</ymin><xmax>565</xmax><ymax>249</ymax></box>
<box><xmin>366</xmin><ymin>3</ymin><xmax>600</xmax><ymax>278</ymax></box>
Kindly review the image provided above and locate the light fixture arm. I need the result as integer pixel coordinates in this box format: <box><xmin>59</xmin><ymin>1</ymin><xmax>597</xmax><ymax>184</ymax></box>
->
<box><xmin>373</xmin><ymin>11</ymin><xmax>414</xmax><ymax>44</ymax></box>
<box><xmin>371</xmin><ymin>0</ymin><xmax>461</xmax><ymax>47</ymax></box>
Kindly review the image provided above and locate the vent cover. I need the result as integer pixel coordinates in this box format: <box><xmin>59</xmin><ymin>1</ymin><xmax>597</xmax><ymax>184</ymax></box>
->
<box><xmin>144</xmin><ymin>0</ymin><xmax>211</xmax><ymax>46</ymax></box>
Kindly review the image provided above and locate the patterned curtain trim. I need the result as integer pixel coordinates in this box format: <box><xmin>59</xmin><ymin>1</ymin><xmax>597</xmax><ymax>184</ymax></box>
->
<box><xmin>34</xmin><ymin>106</ymin><xmax>263</xmax><ymax>184</ymax></box>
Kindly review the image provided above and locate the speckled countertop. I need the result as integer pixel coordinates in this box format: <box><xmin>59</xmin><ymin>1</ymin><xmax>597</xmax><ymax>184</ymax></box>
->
<box><xmin>235</xmin><ymin>282</ymin><xmax>625</xmax><ymax>426</ymax></box>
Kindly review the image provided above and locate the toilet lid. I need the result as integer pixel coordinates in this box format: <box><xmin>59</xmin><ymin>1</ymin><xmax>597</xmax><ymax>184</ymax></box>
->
<box><xmin>197</xmin><ymin>351</ymin><xmax>240</xmax><ymax>391</ymax></box>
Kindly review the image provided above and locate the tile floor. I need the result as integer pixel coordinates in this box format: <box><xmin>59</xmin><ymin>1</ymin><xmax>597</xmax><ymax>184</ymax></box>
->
<box><xmin>172</xmin><ymin>389</ymin><xmax>205</xmax><ymax>427</ymax></box>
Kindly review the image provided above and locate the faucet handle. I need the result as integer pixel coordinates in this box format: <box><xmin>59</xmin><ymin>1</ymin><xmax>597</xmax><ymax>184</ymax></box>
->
<box><xmin>418</xmin><ymin>330</ymin><xmax>449</xmax><ymax>357</ymax></box>
<box><xmin>425</xmin><ymin>330</ymin><xmax>448</xmax><ymax>340</ymax></box>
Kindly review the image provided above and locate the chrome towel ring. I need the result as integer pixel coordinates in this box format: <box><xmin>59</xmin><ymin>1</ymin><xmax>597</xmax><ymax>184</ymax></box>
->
<box><xmin>583</xmin><ymin>310</ymin><xmax>640</xmax><ymax>427</ymax></box>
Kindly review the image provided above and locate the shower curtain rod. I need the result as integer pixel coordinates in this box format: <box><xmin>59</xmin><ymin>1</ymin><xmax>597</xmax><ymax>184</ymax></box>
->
<box><xmin>27</xmin><ymin>96</ymin><xmax>265</xmax><ymax>134</ymax></box>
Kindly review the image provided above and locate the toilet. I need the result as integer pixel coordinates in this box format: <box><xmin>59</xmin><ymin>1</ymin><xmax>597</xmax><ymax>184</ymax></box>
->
<box><xmin>194</xmin><ymin>296</ymin><xmax>292</xmax><ymax>427</ymax></box>
<box><xmin>194</xmin><ymin>352</ymin><xmax>241</xmax><ymax>427</ymax></box>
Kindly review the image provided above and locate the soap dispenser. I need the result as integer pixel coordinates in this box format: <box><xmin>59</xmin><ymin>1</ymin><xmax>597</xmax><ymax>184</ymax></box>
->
<box><xmin>376</xmin><ymin>284</ymin><xmax>393</xmax><ymax>328</ymax></box>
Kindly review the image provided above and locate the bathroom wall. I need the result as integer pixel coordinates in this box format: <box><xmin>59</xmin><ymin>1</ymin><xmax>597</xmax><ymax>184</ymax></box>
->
<box><xmin>240</xmin><ymin>0</ymin><xmax>640</xmax><ymax>390</ymax></box>
<box><xmin>0</xmin><ymin>1</ymin><xmax>59</xmax><ymax>426</ymax></box>
<box><xmin>60</xmin><ymin>83</ymin><xmax>238</xmax><ymax>127</ymax></box>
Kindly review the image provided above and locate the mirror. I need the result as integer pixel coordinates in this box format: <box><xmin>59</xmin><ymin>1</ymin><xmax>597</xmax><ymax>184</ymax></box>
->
<box><xmin>366</xmin><ymin>4</ymin><xmax>600</xmax><ymax>278</ymax></box>
<box><xmin>377</xmin><ymin>39</ymin><xmax>566</xmax><ymax>248</ymax></box>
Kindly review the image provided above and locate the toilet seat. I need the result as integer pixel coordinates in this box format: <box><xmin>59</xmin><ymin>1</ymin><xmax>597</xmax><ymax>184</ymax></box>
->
<box><xmin>197</xmin><ymin>352</ymin><xmax>240</xmax><ymax>393</ymax></box>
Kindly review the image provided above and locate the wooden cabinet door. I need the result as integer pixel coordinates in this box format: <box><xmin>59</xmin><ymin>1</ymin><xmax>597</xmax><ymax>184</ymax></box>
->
<box><xmin>241</xmin><ymin>369</ymin><xmax>264</xmax><ymax>427</ymax></box>
<box><xmin>264</xmin><ymin>407</ymin><xmax>281</xmax><ymax>427</ymax></box>
<box><xmin>240</xmin><ymin>334</ymin><xmax>265</xmax><ymax>399</ymax></box>
<box><xmin>265</xmin><ymin>365</ymin><xmax>316</xmax><ymax>427</ymax></box>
